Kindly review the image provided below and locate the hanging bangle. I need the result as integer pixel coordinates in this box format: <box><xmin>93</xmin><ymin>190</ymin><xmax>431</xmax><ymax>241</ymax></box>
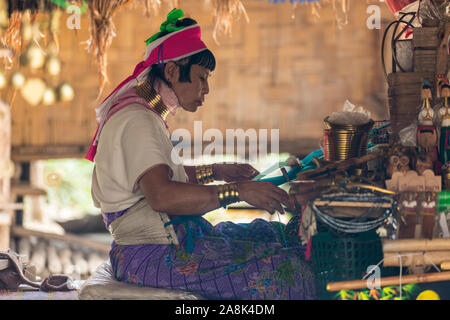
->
<box><xmin>195</xmin><ymin>165</ymin><xmax>214</xmax><ymax>184</ymax></box>
<box><xmin>217</xmin><ymin>183</ymin><xmax>240</xmax><ymax>207</ymax></box>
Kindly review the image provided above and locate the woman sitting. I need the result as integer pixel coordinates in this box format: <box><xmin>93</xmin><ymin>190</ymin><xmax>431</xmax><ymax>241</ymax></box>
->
<box><xmin>87</xmin><ymin>9</ymin><xmax>316</xmax><ymax>300</ymax></box>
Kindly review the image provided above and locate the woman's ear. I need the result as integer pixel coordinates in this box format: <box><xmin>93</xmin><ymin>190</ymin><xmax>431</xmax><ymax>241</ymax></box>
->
<box><xmin>164</xmin><ymin>62</ymin><xmax>179</xmax><ymax>86</ymax></box>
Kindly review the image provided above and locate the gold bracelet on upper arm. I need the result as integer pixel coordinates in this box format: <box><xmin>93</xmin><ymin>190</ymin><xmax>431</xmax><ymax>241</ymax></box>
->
<box><xmin>195</xmin><ymin>165</ymin><xmax>214</xmax><ymax>184</ymax></box>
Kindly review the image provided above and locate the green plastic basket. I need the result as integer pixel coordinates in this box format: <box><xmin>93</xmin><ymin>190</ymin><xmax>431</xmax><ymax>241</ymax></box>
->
<box><xmin>310</xmin><ymin>231</ymin><xmax>383</xmax><ymax>300</ymax></box>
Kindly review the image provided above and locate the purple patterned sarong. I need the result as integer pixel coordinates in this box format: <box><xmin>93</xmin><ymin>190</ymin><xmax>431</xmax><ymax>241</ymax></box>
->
<box><xmin>104</xmin><ymin>209</ymin><xmax>317</xmax><ymax>300</ymax></box>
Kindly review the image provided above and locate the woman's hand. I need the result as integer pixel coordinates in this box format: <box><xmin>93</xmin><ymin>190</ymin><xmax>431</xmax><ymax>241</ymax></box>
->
<box><xmin>212</xmin><ymin>163</ymin><xmax>260</xmax><ymax>182</ymax></box>
<box><xmin>235</xmin><ymin>181</ymin><xmax>294</xmax><ymax>214</ymax></box>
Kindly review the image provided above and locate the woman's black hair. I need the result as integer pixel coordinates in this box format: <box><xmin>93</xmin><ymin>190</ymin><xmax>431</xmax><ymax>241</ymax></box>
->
<box><xmin>148</xmin><ymin>17</ymin><xmax>216</xmax><ymax>85</ymax></box>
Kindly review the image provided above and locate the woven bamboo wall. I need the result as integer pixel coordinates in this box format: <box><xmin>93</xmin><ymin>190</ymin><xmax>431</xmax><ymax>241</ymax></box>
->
<box><xmin>10</xmin><ymin>0</ymin><xmax>392</xmax><ymax>160</ymax></box>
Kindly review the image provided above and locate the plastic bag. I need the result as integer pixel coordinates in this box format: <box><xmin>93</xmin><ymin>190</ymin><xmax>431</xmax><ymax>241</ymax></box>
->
<box><xmin>327</xmin><ymin>100</ymin><xmax>371</xmax><ymax>126</ymax></box>
<box><xmin>399</xmin><ymin>122</ymin><xmax>417</xmax><ymax>147</ymax></box>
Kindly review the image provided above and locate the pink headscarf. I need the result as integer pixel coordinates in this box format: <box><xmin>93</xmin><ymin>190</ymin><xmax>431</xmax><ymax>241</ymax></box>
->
<box><xmin>85</xmin><ymin>24</ymin><xmax>208</xmax><ymax>162</ymax></box>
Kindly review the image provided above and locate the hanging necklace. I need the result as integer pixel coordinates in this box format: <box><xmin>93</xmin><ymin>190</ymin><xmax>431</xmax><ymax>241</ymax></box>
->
<box><xmin>135</xmin><ymin>79</ymin><xmax>170</xmax><ymax>121</ymax></box>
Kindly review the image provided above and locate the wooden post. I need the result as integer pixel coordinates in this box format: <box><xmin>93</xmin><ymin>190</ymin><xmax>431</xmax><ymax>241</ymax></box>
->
<box><xmin>0</xmin><ymin>100</ymin><xmax>11</xmax><ymax>250</ymax></box>
<box><xmin>29</xmin><ymin>161</ymin><xmax>46</xmax><ymax>223</ymax></box>
<box><xmin>0</xmin><ymin>213</ymin><xmax>10</xmax><ymax>250</ymax></box>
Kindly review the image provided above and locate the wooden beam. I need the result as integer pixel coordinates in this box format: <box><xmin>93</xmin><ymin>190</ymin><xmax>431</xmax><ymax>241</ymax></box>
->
<box><xmin>11</xmin><ymin>145</ymin><xmax>90</xmax><ymax>161</ymax></box>
<box><xmin>11</xmin><ymin>226</ymin><xmax>110</xmax><ymax>254</ymax></box>
<box><xmin>11</xmin><ymin>181</ymin><xmax>46</xmax><ymax>196</ymax></box>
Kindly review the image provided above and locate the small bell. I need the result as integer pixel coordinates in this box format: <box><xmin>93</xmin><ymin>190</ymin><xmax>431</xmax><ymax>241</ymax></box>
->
<box><xmin>25</xmin><ymin>44</ymin><xmax>46</xmax><ymax>70</ymax></box>
<box><xmin>58</xmin><ymin>82</ymin><xmax>74</xmax><ymax>102</ymax></box>
<box><xmin>45</xmin><ymin>56</ymin><xmax>61</xmax><ymax>76</ymax></box>
<box><xmin>42</xmin><ymin>87</ymin><xmax>56</xmax><ymax>106</ymax></box>
<box><xmin>0</xmin><ymin>71</ymin><xmax>7</xmax><ymax>89</ymax></box>
<box><xmin>11</xmin><ymin>71</ymin><xmax>26</xmax><ymax>88</ymax></box>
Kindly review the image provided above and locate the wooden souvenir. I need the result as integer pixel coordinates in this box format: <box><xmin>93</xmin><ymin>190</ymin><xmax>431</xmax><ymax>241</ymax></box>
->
<box><xmin>398</xmin><ymin>171</ymin><xmax>426</xmax><ymax>192</ymax></box>
<box><xmin>385</xmin><ymin>144</ymin><xmax>415</xmax><ymax>179</ymax></box>
<box><xmin>397</xmin><ymin>191</ymin><xmax>437</xmax><ymax>239</ymax></box>
<box><xmin>397</xmin><ymin>192</ymin><xmax>419</xmax><ymax>239</ymax></box>
<box><xmin>417</xmin><ymin>79</ymin><xmax>438</xmax><ymax>153</ymax></box>
<box><xmin>415</xmin><ymin>152</ymin><xmax>434</xmax><ymax>175</ymax></box>
<box><xmin>418</xmin><ymin>191</ymin><xmax>437</xmax><ymax>239</ymax></box>
<box><xmin>422</xmin><ymin>169</ymin><xmax>441</xmax><ymax>192</ymax></box>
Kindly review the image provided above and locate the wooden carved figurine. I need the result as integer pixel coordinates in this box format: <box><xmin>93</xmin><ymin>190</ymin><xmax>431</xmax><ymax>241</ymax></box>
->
<box><xmin>418</xmin><ymin>192</ymin><xmax>437</xmax><ymax>239</ymax></box>
<box><xmin>415</xmin><ymin>152</ymin><xmax>434</xmax><ymax>176</ymax></box>
<box><xmin>438</xmin><ymin>77</ymin><xmax>450</xmax><ymax>166</ymax></box>
<box><xmin>385</xmin><ymin>144</ymin><xmax>414</xmax><ymax>179</ymax></box>
<box><xmin>417</xmin><ymin>78</ymin><xmax>438</xmax><ymax>153</ymax></box>
<box><xmin>397</xmin><ymin>192</ymin><xmax>419</xmax><ymax>239</ymax></box>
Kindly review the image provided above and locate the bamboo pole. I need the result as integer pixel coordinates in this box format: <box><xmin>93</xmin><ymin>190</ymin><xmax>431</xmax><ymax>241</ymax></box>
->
<box><xmin>327</xmin><ymin>271</ymin><xmax>450</xmax><ymax>292</ymax></box>
<box><xmin>383</xmin><ymin>251</ymin><xmax>450</xmax><ymax>267</ymax></box>
<box><xmin>383</xmin><ymin>239</ymin><xmax>450</xmax><ymax>253</ymax></box>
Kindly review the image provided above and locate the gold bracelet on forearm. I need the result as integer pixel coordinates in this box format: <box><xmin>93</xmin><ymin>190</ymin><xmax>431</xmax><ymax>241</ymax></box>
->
<box><xmin>195</xmin><ymin>165</ymin><xmax>214</xmax><ymax>184</ymax></box>
<box><xmin>217</xmin><ymin>183</ymin><xmax>240</xmax><ymax>207</ymax></box>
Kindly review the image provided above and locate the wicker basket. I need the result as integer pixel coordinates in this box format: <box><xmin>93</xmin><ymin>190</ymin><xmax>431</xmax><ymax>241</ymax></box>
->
<box><xmin>310</xmin><ymin>231</ymin><xmax>383</xmax><ymax>300</ymax></box>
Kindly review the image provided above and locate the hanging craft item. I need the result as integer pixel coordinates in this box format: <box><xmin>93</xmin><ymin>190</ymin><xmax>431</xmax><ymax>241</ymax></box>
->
<box><xmin>205</xmin><ymin>0</ymin><xmax>249</xmax><ymax>44</ymax></box>
<box><xmin>2</xmin><ymin>11</ymin><xmax>23</xmax><ymax>61</ymax></box>
<box><xmin>22</xmin><ymin>43</ymin><xmax>46</xmax><ymax>70</ymax></box>
<box><xmin>0</xmin><ymin>71</ymin><xmax>6</xmax><ymax>89</ymax></box>
<box><xmin>58</xmin><ymin>82</ymin><xmax>74</xmax><ymax>102</ymax></box>
<box><xmin>86</xmin><ymin>0</ymin><xmax>135</xmax><ymax>97</ymax></box>
<box><xmin>49</xmin><ymin>8</ymin><xmax>62</xmax><ymax>54</ymax></box>
<box><xmin>20</xmin><ymin>78</ymin><xmax>46</xmax><ymax>106</ymax></box>
<box><xmin>42</xmin><ymin>86</ymin><xmax>56</xmax><ymax>105</ymax></box>
<box><xmin>306</xmin><ymin>0</ymin><xmax>350</xmax><ymax>28</ymax></box>
<box><xmin>0</xmin><ymin>0</ymin><xmax>8</xmax><ymax>29</ymax></box>
<box><xmin>50</xmin><ymin>0</ymin><xmax>88</xmax><ymax>13</ymax></box>
<box><xmin>45</xmin><ymin>55</ymin><xmax>61</xmax><ymax>76</ymax></box>
<box><xmin>0</xmin><ymin>43</ymin><xmax>13</xmax><ymax>61</ymax></box>
<box><xmin>138</xmin><ymin>0</ymin><xmax>162</xmax><ymax>17</ymax></box>
<box><xmin>10</xmin><ymin>71</ymin><xmax>26</xmax><ymax>89</ymax></box>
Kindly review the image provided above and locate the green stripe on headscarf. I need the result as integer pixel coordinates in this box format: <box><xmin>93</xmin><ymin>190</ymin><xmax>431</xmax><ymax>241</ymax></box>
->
<box><xmin>145</xmin><ymin>8</ymin><xmax>186</xmax><ymax>46</ymax></box>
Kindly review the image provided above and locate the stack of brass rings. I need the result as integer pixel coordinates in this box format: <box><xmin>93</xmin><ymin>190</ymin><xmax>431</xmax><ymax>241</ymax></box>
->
<box><xmin>217</xmin><ymin>183</ymin><xmax>240</xmax><ymax>207</ymax></box>
<box><xmin>324</xmin><ymin>117</ymin><xmax>374</xmax><ymax>161</ymax></box>
<box><xmin>196</xmin><ymin>165</ymin><xmax>214</xmax><ymax>184</ymax></box>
